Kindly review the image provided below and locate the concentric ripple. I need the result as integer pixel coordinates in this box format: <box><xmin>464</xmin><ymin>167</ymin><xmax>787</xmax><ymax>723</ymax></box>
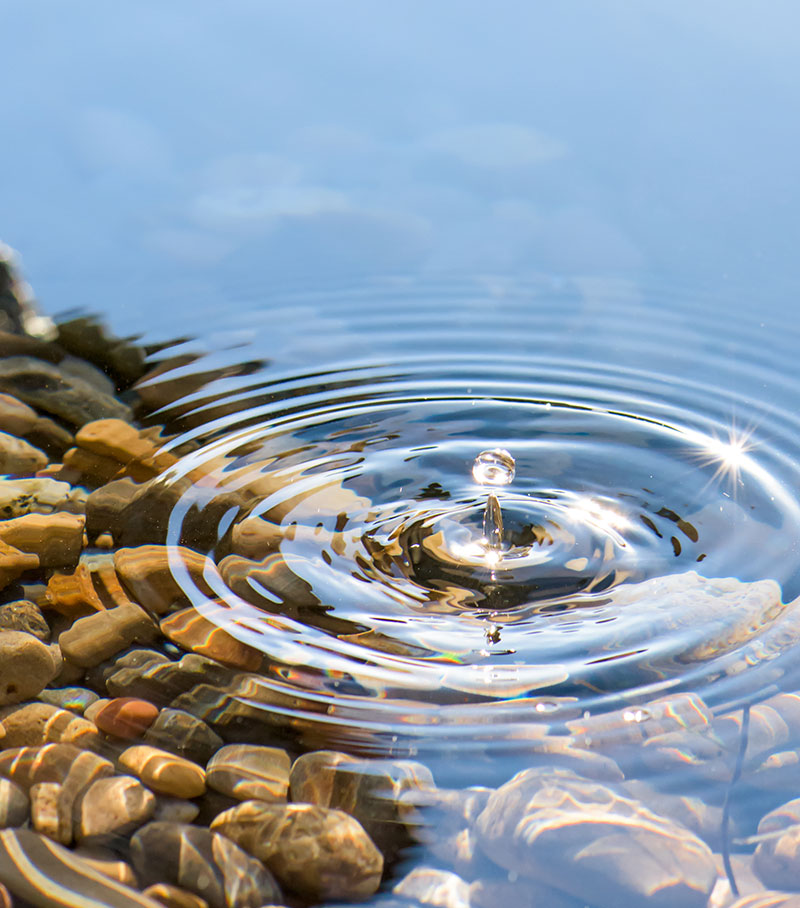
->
<box><xmin>138</xmin><ymin>276</ymin><xmax>800</xmax><ymax>756</ymax></box>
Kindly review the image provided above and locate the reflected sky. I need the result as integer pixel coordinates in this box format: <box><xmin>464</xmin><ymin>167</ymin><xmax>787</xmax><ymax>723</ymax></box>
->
<box><xmin>2</xmin><ymin>2</ymin><xmax>800</xmax><ymax>331</ymax></box>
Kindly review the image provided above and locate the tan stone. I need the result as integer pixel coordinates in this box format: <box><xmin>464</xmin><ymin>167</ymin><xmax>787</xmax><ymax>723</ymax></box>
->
<box><xmin>0</xmin><ymin>392</ymin><xmax>38</xmax><ymax>437</ymax></box>
<box><xmin>76</xmin><ymin>418</ymin><xmax>178</xmax><ymax>480</ymax></box>
<box><xmin>30</xmin><ymin>781</ymin><xmax>63</xmax><ymax>842</ymax></box>
<box><xmin>160</xmin><ymin>608</ymin><xmax>263</xmax><ymax>672</ymax></box>
<box><xmin>0</xmin><ymin>430</ymin><xmax>48</xmax><ymax>474</ymax></box>
<box><xmin>206</xmin><ymin>744</ymin><xmax>290</xmax><ymax>803</ymax></box>
<box><xmin>71</xmin><ymin>845</ymin><xmax>138</xmax><ymax>887</ymax></box>
<box><xmin>118</xmin><ymin>746</ymin><xmax>206</xmax><ymax>798</ymax></box>
<box><xmin>114</xmin><ymin>545</ymin><xmax>213</xmax><ymax>614</ymax></box>
<box><xmin>0</xmin><ymin>539</ymin><xmax>38</xmax><ymax>590</ymax></box>
<box><xmin>45</xmin><ymin>553</ymin><xmax>134</xmax><ymax>617</ymax></box>
<box><xmin>58</xmin><ymin>601</ymin><xmax>158</xmax><ymax>667</ymax></box>
<box><xmin>0</xmin><ymin>703</ymin><xmax>101</xmax><ymax>749</ymax></box>
<box><xmin>0</xmin><ymin>631</ymin><xmax>59</xmax><ymax>705</ymax></box>
<box><xmin>0</xmin><ymin>512</ymin><xmax>85</xmax><ymax>568</ymax></box>
<box><xmin>142</xmin><ymin>884</ymin><xmax>210</xmax><ymax>908</ymax></box>
<box><xmin>77</xmin><ymin>774</ymin><xmax>156</xmax><ymax>842</ymax></box>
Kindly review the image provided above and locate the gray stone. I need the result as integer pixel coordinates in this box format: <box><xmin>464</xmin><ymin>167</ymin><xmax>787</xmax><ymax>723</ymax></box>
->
<box><xmin>754</xmin><ymin>797</ymin><xmax>800</xmax><ymax>891</ymax></box>
<box><xmin>0</xmin><ymin>599</ymin><xmax>50</xmax><ymax>641</ymax></box>
<box><xmin>143</xmin><ymin>708</ymin><xmax>223</xmax><ymax>766</ymax></box>
<box><xmin>475</xmin><ymin>768</ymin><xmax>717</xmax><ymax>908</ymax></box>
<box><xmin>393</xmin><ymin>867</ymin><xmax>471</xmax><ymax>908</ymax></box>
<box><xmin>130</xmin><ymin>821</ymin><xmax>282</xmax><ymax>908</ymax></box>
<box><xmin>0</xmin><ymin>630</ymin><xmax>59</xmax><ymax>704</ymax></box>
<box><xmin>210</xmin><ymin>800</ymin><xmax>382</xmax><ymax>902</ymax></box>
<box><xmin>0</xmin><ymin>356</ymin><xmax>132</xmax><ymax>428</ymax></box>
<box><xmin>206</xmin><ymin>745</ymin><xmax>290</xmax><ymax>803</ymax></box>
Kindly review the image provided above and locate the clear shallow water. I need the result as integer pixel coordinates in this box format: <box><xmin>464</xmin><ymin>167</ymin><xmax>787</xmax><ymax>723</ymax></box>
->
<box><xmin>5</xmin><ymin>2</ymin><xmax>800</xmax><ymax>903</ymax></box>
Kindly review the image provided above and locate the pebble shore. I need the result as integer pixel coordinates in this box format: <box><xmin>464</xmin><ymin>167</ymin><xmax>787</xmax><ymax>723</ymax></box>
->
<box><xmin>4</xmin><ymin>272</ymin><xmax>800</xmax><ymax>906</ymax></box>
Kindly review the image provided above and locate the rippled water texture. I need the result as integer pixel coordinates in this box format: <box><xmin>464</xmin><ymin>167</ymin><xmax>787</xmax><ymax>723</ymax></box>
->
<box><xmin>131</xmin><ymin>276</ymin><xmax>800</xmax><ymax>773</ymax></box>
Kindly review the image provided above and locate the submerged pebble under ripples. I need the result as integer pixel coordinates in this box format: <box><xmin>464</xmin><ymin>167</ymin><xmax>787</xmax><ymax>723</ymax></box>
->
<box><xmin>3</xmin><ymin>270</ymin><xmax>800</xmax><ymax>905</ymax></box>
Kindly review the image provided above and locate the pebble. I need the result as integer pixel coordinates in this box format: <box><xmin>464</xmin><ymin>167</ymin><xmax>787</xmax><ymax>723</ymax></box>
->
<box><xmin>118</xmin><ymin>746</ymin><xmax>206</xmax><ymax>799</ymax></box>
<box><xmin>76</xmin><ymin>419</ymin><xmax>177</xmax><ymax>482</ymax></box>
<box><xmin>58</xmin><ymin>601</ymin><xmax>158</xmax><ymax>667</ymax></box>
<box><xmin>159</xmin><ymin>608</ymin><xmax>263</xmax><ymax>672</ymax></box>
<box><xmin>37</xmin><ymin>686</ymin><xmax>99</xmax><ymax>714</ymax></box>
<box><xmin>0</xmin><ymin>356</ymin><xmax>132</xmax><ymax>428</ymax></box>
<box><xmin>0</xmin><ymin>703</ymin><xmax>101</xmax><ymax>749</ymax></box>
<box><xmin>0</xmin><ymin>431</ymin><xmax>48</xmax><ymax>474</ymax></box>
<box><xmin>92</xmin><ymin>698</ymin><xmax>160</xmax><ymax>739</ymax></box>
<box><xmin>113</xmin><ymin>545</ymin><xmax>210</xmax><ymax>615</ymax></box>
<box><xmin>206</xmin><ymin>745</ymin><xmax>289</xmax><ymax>803</ymax></box>
<box><xmin>392</xmin><ymin>867</ymin><xmax>471</xmax><ymax>908</ymax></box>
<box><xmin>0</xmin><ymin>778</ymin><xmax>29</xmax><ymax>828</ymax></box>
<box><xmin>0</xmin><ymin>599</ymin><xmax>50</xmax><ymax>641</ymax></box>
<box><xmin>55</xmin><ymin>316</ymin><xmax>146</xmax><ymax>387</ymax></box>
<box><xmin>152</xmin><ymin>797</ymin><xmax>200</xmax><ymax>825</ymax></box>
<box><xmin>72</xmin><ymin>844</ymin><xmax>138</xmax><ymax>887</ymax></box>
<box><xmin>0</xmin><ymin>540</ymin><xmax>39</xmax><ymax>591</ymax></box>
<box><xmin>0</xmin><ymin>512</ymin><xmax>85</xmax><ymax>569</ymax></box>
<box><xmin>474</xmin><ymin>768</ymin><xmax>718</xmax><ymax>908</ymax></box>
<box><xmin>143</xmin><ymin>709</ymin><xmax>223</xmax><ymax>766</ymax></box>
<box><xmin>0</xmin><ymin>827</ymin><xmax>163</xmax><ymax>907</ymax></box>
<box><xmin>30</xmin><ymin>780</ymin><xmax>63</xmax><ymax>841</ymax></box>
<box><xmin>0</xmin><ymin>392</ymin><xmax>38</xmax><ymax>437</ymax></box>
<box><xmin>0</xmin><ymin>477</ymin><xmax>86</xmax><ymax>519</ymax></box>
<box><xmin>210</xmin><ymin>799</ymin><xmax>383</xmax><ymax>902</ymax></box>
<box><xmin>76</xmin><ymin>775</ymin><xmax>156</xmax><ymax>843</ymax></box>
<box><xmin>130</xmin><ymin>821</ymin><xmax>282</xmax><ymax>908</ymax></box>
<box><xmin>0</xmin><ymin>631</ymin><xmax>59</xmax><ymax>705</ymax></box>
<box><xmin>289</xmin><ymin>752</ymin><xmax>434</xmax><ymax>856</ymax></box>
<box><xmin>45</xmin><ymin>553</ymin><xmax>134</xmax><ymax>617</ymax></box>
<box><xmin>142</xmin><ymin>883</ymin><xmax>210</xmax><ymax>908</ymax></box>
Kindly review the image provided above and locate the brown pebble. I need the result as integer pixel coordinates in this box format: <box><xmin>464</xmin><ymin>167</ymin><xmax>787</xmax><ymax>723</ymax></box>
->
<box><xmin>0</xmin><ymin>540</ymin><xmax>39</xmax><ymax>591</ymax></box>
<box><xmin>77</xmin><ymin>774</ymin><xmax>156</xmax><ymax>843</ymax></box>
<box><xmin>0</xmin><ymin>512</ymin><xmax>85</xmax><ymax>568</ymax></box>
<box><xmin>30</xmin><ymin>781</ymin><xmax>63</xmax><ymax>842</ymax></box>
<box><xmin>118</xmin><ymin>746</ymin><xmax>206</xmax><ymax>799</ymax></box>
<box><xmin>72</xmin><ymin>844</ymin><xmax>138</xmax><ymax>886</ymax></box>
<box><xmin>113</xmin><ymin>545</ymin><xmax>213</xmax><ymax>614</ymax></box>
<box><xmin>93</xmin><ymin>698</ymin><xmax>160</xmax><ymax>739</ymax></box>
<box><xmin>0</xmin><ymin>631</ymin><xmax>59</xmax><ymax>705</ymax></box>
<box><xmin>160</xmin><ymin>608</ymin><xmax>263</xmax><ymax>672</ymax></box>
<box><xmin>0</xmin><ymin>702</ymin><xmax>101</xmax><ymax>749</ymax></box>
<box><xmin>58</xmin><ymin>601</ymin><xmax>158</xmax><ymax>667</ymax></box>
<box><xmin>96</xmin><ymin>532</ymin><xmax>114</xmax><ymax>548</ymax></box>
<box><xmin>0</xmin><ymin>430</ymin><xmax>48</xmax><ymax>474</ymax></box>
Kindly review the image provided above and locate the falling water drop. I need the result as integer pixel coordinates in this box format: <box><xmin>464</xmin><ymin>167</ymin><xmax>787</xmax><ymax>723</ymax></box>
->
<box><xmin>483</xmin><ymin>493</ymin><xmax>504</xmax><ymax>550</ymax></box>
<box><xmin>472</xmin><ymin>448</ymin><xmax>516</xmax><ymax>486</ymax></box>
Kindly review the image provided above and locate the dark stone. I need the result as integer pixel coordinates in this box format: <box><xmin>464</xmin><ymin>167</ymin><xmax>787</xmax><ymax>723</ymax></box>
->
<box><xmin>143</xmin><ymin>709</ymin><xmax>224</xmax><ymax>766</ymax></box>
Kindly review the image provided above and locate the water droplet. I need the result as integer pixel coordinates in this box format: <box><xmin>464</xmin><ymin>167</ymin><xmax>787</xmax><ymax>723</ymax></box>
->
<box><xmin>472</xmin><ymin>448</ymin><xmax>516</xmax><ymax>486</ymax></box>
<box><xmin>483</xmin><ymin>493</ymin><xmax>504</xmax><ymax>551</ymax></box>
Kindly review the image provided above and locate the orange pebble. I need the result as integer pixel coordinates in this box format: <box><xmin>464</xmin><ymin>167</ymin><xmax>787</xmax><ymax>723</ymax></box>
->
<box><xmin>93</xmin><ymin>697</ymin><xmax>159</xmax><ymax>739</ymax></box>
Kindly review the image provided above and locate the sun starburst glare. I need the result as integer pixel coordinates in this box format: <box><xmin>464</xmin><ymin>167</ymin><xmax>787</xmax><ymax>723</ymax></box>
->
<box><xmin>693</xmin><ymin>422</ymin><xmax>757</xmax><ymax>493</ymax></box>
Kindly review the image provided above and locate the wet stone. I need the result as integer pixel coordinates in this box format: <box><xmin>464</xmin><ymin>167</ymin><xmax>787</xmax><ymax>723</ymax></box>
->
<box><xmin>0</xmin><ymin>512</ymin><xmax>85</xmax><ymax>569</ymax></box>
<box><xmin>0</xmin><ymin>778</ymin><xmax>29</xmax><ymax>828</ymax></box>
<box><xmin>0</xmin><ymin>600</ymin><xmax>50</xmax><ymax>641</ymax></box>
<box><xmin>72</xmin><ymin>844</ymin><xmax>138</xmax><ymax>887</ymax></box>
<box><xmin>58</xmin><ymin>601</ymin><xmax>159</xmax><ymax>667</ymax></box>
<box><xmin>118</xmin><ymin>745</ymin><xmax>206</xmax><ymax>799</ymax></box>
<box><xmin>206</xmin><ymin>745</ymin><xmax>290</xmax><ymax>803</ymax></box>
<box><xmin>0</xmin><ymin>477</ymin><xmax>86</xmax><ymax>519</ymax></box>
<box><xmin>130</xmin><ymin>821</ymin><xmax>282</xmax><ymax>908</ymax></box>
<box><xmin>152</xmin><ymin>797</ymin><xmax>200</xmax><ymax>825</ymax></box>
<box><xmin>0</xmin><ymin>541</ymin><xmax>39</xmax><ymax>591</ymax></box>
<box><xmin>114</xmin><ymin>545</ymin><xmax>212</xmax><ymax>615</ymax></box>
<box><xmin>0</xmin><ymin>392</ymin><xmax>38</xmax><ymax>437</ymax></box>
<box><xmin>0</xmin><ymin>827</ymin><xmax>161</xmax><ymax>907</ymax></box>
<box><xmin>76</xmin><ymin>775</ymin><xmax>156</xmax><ymax>843</ymax></box>
<box><xmin>474</xmin><ymin>767</ymin><xmax>718</xmax><ymax>908</ymax></box>
<box><xmin>143</xmin><ymin>883</ymin><xmax>210</xmax><ymax>908</ymax></box>
<box><xmin>0</xmin><ymin>631</ymin><xmax>59</xmax><ymax>705</ymax></box>
<box><xmin>393</xmin><ymin>867</ymin><xmax>472</xmax><ymax>908</ymax></box>
<box><xmin>289</xmin><ymin>751</ymin><xmax>434</xmax><ymax>857</ymax></box>
<box><xmin>210</xmin><ymin>799</ymin><xmax>383</xmax><ymax>902</ymax></box>
<box><xmin>29</xmin><ymin>781</ymin><xmax>62</xmax><ymax>842</ymax></box>
<box><xmin>0</xmin><ymin>705</ymin><xmax>101</xmax><ymax>750</ymax></box>
<box><xmin>0</xmin><ymin>431</ymin><xmax>47</xmax><ymax>474</ymax></box>
<box><xmin>754</xmin><ymin>797</ymin><xmax>800</xmax><ymax>891</ymax></box>
<box><xmin>37</xmin><ymin>686</ymin><xmax>99</xmax><ymax>714</ymax></box>
<box><xmin>93</xmin><ymin>697</ymin><xmax>160</xmax><ymax>739</ymax></box>
<box><xmin>143</xmin><ymin>709</ymin><xmax>223</xmax><ymax>766</ymax></box>
<box><xmin>0</xmin><ymin>356</ymin><xmax>132</xmax><ymax>428</ymax></box>
<box><xmin>160</xmin><ymin>608</ymin><xmax>263</xmax><ymax>672</ymax></box>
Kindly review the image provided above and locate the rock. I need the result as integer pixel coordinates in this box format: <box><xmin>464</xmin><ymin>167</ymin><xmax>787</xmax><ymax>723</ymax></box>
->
<box><xmin>45</xmin><ymin>553</ymin><xmax>134</xmax><ymax>617</ymax></box>
<box><xmin>621</xmin><ymin>780</ymin><xmax>726</xmax><ymax>850</ymax></box>
<box><xmin>0</xmin><ymin>600</ymin><xmax>50</xmax><ymax>641</ymax></box>
<box><xmin>117</xmin><ymin>746</ymin><xmax>206</xmax><ymax>799</ymax></box>
<box><xmin>75</xmin><ymin>419</ymin><xmax>177</xmax><ymax>481</ymax></box>
<box><xmin>0</xmin><ymin>431</ymin><xmax>47</xmax><ymax>474</ymax></box>
<box><xmin>754</xmin><ymin>798</ymin><xmax>800</xmax><ymax>890</ymax></box>
<box><xmin>37</xmin><ymin>687</ymin><xmax>99</xmax><ymax>714</ymax></box>
<box><xmin>0</xmin><ymin>827</ymin><xmax>163</xmax><ymax>907</ymax></box>
<box><xmin>210</xmin><ymin>800</ymin><xmax>383</xmax><ymax>901</ymax></box>
<box><xmin>0</xmin><ymin>540</ymin><xmax>38</xmax><ymax>591</ymax></box>
<box><xmin>143</xmin><ymin>709</ymin><xmax>223</xmax><ymax>766</ymax></box>
<box><xmin>142</xmin><ymin>883</ymin><xmax>210</xmax><ymax>908</ymax></box>
<box><xmin>130</xmin><ymin>821</ymin><xmax>282</xmax><ymax>908</ymax></box>
<box><xmin>0</xmin><ymin>392</ymin><xmax>38</xmax><ymax>437</ymax></box>
<box><xmin>160</xmin><ymin>608</ymin><xmax>263</xmax><ymax>671</ymax></box>
<box><xmin>474</xmin><ymin>768</ymin><xmax>717</xmax><ymax>908</ymax></box>
<box><xmin>85</xmin><ymin>478</ymin><xmax>141</xmax><ymax>540</ymax></box>
<box><xmin>55</xmin><ymin>316</ymin><xmax>147</xmax><ymax>388</ymax></box>
<box><xmin>0</xmin><ymin>703</ymin><xmax>101</xmax><ymax>750</ymax></box>
<box><xmin>29</xmin><ymin>781</ymin><xmax>62</xmax><ymax>841</ymax></box>
<box><xmin>152</xmin><ymin>797</ymin><xmax>200</xmax><ymax>825</ymax></box>
<box><xmin>289</xmin><ymin>752</ymin><xmax>434</xmax><ymax>857</ymax></box>
<box><xmin>92</xmin><ymin>698</ymin><xmax>160</xmax><ymax>739</ymax></box>
<box><xmin>0</xmin><ymin>631</ymin><xmax>59</xmax><ymax>705</ymax></box>
<box><xmin>0</xmin><ymin>745</ymin><xmax>115</xmax><ymax>846</ymax></box>
<box><xmin>0</xmin><ymin>512</ymin><xmax>85</xmax><ymax>569</ymax></box>
<box><xmin>114</xmin><ymin>545</ymin><xmax>213</xmax><ymax>614</ymax></box>
<box><xmin>724</xmin><ymin>897</ymin><xmax>800</xmax><ymax>908</ymax></box>
<box><xmin>0</xmin><ymin>356</ymin><xmax>132</xmax><ymax>428</ymax></box>
<box><xmin>469</xmin><ymin>877</ymin><xmax>580</xmax><ymax>908</ymax></box>
<box><xmin>76</xmin><ymin>775</ymin><xmax>156</xmax><ymax>843</ymax></box>
<box><xmin>0</xmin><ymin>778</ymin><xmax>29</xmax><ymax>828</ymax></box>
<box><xmin>58</xmin><ymin>602</ymin><xmax>158</xmax><ymax>667</ymax></box>
<box><xmin>393</xmin><ymin>867</ymin><xmax>471</xmax><ymax>908</ymax></box>
<box><xmin>206</xmin><ymin>745</ymin><xmax>290</xmax><ymax>803</ymax></box>
<box><xmin>0</xmin><ymin>477</ymin><xmax>85</xmax><ymax>519</ymax></box>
